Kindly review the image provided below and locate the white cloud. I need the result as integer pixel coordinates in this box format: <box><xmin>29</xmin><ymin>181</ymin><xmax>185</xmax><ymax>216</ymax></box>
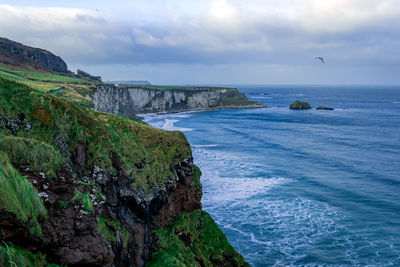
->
<box><xmin>209</xmin><ymin>0</ymin><xmax>237</xmax><ymax>19</ymax></box>
<box><xmin>0</xmin><ymin>1</ymin><xmax>399</xmax><ymax>83</ymax></box>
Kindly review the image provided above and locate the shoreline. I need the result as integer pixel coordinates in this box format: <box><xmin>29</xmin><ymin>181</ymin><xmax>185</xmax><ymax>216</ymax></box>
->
<box><xmin>136</xmin><ymin>103</ymin><xmax>266</xmax><ymax>119</ymax></box>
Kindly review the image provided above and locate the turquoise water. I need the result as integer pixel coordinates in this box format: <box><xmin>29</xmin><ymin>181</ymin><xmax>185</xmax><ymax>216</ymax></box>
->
<box><xmin>144</xmin><ymin>85</ymin><xmax>400</xmax><ymax>266</ymax></box>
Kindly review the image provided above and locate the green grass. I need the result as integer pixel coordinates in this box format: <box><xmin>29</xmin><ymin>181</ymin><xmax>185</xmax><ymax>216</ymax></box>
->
<box><xmin>221</xmin><ymin>96</ymin><xmax>261</xmax><ymax>107</ymax></box>
<box><xmin>117</xmin><ymin>84</ymin><xmax>233</xmax><ymax>90</ymax></box>
<box><xmin>190</xmin><ymin>165</ymin><xmax>202</xmax><ymax>189</ymax></box>
<box><xmin>0</xmin><ymin>65</ymin><xmax>93</xmax><ymax>85</ymax></box>
<box><xmin>0</xmin><ymin>77</ymin><xmax>191</xmax><ymax>193</ymax></box>
<box><xmin>0</xmin><ymin>243</ymin><xmax>59</xmax><ymax>267</ymax></box>
<box><xmin>0</xmin><ymin>65</ymin><xmax>99</xmax><ymax>108</ymax></box>
<box><xmin>70</xmin><ymin>188</ymin><xmax>93</xmax><ymax>212</ymax></box>
<box><xmin>147</xmin><ymin>210</ymin><xmax>249</xmax><ymax>267</ymax></box>
<box><xmin>0</xmin><ymin>152</ymin><xmax>47</xmax><ymax>237</ymax></box>
<box><xmin>97</xmin><ymin>217</ymin><xmax>132</xmax><ymax>248</ymax></box>
<box><xmin>0</xmin><ymin>136</ymin><xmax>64</xmax><ymax>178</ymax></box>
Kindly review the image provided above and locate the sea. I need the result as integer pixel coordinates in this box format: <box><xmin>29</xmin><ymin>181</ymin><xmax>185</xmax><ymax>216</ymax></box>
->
<box><xmin>143</xmin><ymin>85</ymin><xmax>400</xmax><ymax>266</ymax></box>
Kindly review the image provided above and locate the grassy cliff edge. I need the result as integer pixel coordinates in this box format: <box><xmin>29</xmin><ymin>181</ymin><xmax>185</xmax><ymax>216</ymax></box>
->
<box><xmin>0</xmin><ymin>76</ymin><xmax>249</xmax><ymax>266</ymax></box>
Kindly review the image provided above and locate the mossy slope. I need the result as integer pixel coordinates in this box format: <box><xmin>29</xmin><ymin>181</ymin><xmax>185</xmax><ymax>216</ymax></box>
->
<box><xmin>0</xmin><ymin>77</ymin><xmax>191</xmax><ymax>193</ymax></box>
<box><xmin>148</xmin><ymin>210</ymin><xmax>249</xmax><ymax>267</ymax></box>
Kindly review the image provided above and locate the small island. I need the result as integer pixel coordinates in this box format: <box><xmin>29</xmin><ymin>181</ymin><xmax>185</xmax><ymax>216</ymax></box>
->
<box><xmin>289</xmin><ymin>100</ymin><xmax>311</xmax><ymax>110</ymax></box>
<box><xmin>317</xmin><ymin>105</ymin><xmax>334</xmax><ymax>110</ymax></box>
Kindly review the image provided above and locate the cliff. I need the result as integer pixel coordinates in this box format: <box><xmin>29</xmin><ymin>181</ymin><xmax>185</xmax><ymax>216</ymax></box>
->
<box><xmin>0</xmin><ymin>77</ymin><xmax>248</xmax><ymax>266</ymax></box>
<box><xmin>0</xmin><ymin>37</ymin><xmax>68</xmax><ymax>73</ymax></box>
<box><xmin>94</xmin><ymin>84</ymin><xmax>265</xmax><ymax>117</ymax></box>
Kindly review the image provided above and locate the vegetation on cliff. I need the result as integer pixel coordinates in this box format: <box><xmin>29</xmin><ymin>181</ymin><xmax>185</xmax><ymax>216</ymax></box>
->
<box><xmin>0</xmin><ymin>152</ymin><xmax>47</xmax><ymax>237</ymax></box>
<box><xmin>0</xmin><ymin>77</ymin><xmax>191</xmax><ymax>192</ymax></box>
<box><xmin>0</xmin><ymin>37</ymin><xmax>249</xmax><ymax>266</ymax></box>
<box><xmin>0</xmin><ymin>75</ymin><xmax>248</xmax><ymax>266</ymax></box>
<box><xmin>148</xmin><ymin>210</ymin><xmax>249</xmax><ymax>267</ymax></box>
<box><xmin>0</xmin><ymin>244</ymin><xmax>51</xmax><ymax>267</ymax></box>
<box><xmin>0</xmin><ymin>65</ymin><xmax>99</xmax><ymax>108</ymax></box>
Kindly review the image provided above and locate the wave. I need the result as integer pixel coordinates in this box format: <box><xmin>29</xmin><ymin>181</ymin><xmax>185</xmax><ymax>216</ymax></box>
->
<box><xmin>141</xmin><ymin>111</ymin><xmax>195</xmax><ymax>123</ymax></box>
<box><xmin>202</xmin><ymin>176</ymin><xmax>290</xmax><ymax>203</ymax></box>
<box><xmin>191</xmin><ymin>144</ymin><xmax>218</xmax><ymax>148</ymax></box>
<box><xmin>250</xmin><ymin>96</ymin><xmax>272</xmax><ymax>99</ymax></box>
<box><xmin>162</xmin><ymin>119</ymin><xmax>193</xmax><ymax>132</ymax></box>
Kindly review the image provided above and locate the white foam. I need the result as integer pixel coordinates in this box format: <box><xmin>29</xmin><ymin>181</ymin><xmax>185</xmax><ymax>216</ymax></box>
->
<box><xmin>202</xmin><ymin>176</ymin><xmax>290</xmax><ymax>204</ymax></box>
<box><xmin>250</xmin><ymin>96</ymin><xmax>272</xmax><ymax>99</ymax></box>
<box><xmin>171</xmin><ymin>113</ymin><xmax>195</xmax><ymax>118</ymax></box>
<box><xmin>250</xmin><ymin>233</ymin><xmax>272</xmax><ymax>246</ymax></box>
<box><xmin>162</xmin><ymin>119</ymin><xmax>193</xmax><ymax>132</ymax></box>
<box><xmin>191</xmin><ymin>144</ymin><xmax>218</xmax><ymax>148</ymax></box>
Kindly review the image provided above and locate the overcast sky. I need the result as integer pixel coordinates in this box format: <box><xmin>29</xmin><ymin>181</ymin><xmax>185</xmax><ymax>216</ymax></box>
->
<box><xmin>1</xmin><ymin>0</ymin><xmax>399</xmax><ymax>85</ymax></box>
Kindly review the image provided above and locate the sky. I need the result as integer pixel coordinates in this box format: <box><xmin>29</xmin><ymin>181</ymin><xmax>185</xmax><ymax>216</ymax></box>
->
<box><xmin>0</xmin><ymin>0</ymin><xmax>399</xmax><ymax>85</ymax></box>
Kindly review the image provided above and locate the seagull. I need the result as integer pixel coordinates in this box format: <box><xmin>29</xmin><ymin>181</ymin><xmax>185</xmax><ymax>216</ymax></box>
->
<box><xmin>315</xmin><ymin>57</ymin><xmax>325</xmax><ymax>63</ymax></box>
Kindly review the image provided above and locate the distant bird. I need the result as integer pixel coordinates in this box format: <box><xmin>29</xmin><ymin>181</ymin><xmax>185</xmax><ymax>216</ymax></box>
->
<box><xmin>315</xmin><ymin>57</ymin><xmax>325</xmax><ymax>63</ymax></box>
<box><xmin>96</xmin><ymin>9</ymin><xmax>100</xmax><ymax>12</ymax></box>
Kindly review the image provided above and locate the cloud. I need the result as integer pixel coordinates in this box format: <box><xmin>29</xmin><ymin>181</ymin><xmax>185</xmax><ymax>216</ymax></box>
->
<box><xmin>0</xmin><ymin>1</ymin><xmax>399</xmax><ymax>69</ymax></box>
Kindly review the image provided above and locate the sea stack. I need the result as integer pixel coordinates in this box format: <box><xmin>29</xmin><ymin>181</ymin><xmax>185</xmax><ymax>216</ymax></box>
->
<box><xmin>289</xmin><ymin>100</ymin><xmax>311</xmax><ymax>110</ymax></box>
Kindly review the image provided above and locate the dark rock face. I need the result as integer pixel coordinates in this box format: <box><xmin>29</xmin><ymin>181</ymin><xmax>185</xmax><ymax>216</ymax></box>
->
<box><xmin>0</xmin><ymin>114</ymin><xmax>31</xmax><ymax>133</ymax></box>
<box><xmin>316</xmin><ymin>105</ymin><xmax>334</xmax><ymax>110</ymax></box>
<box><xmin>39</xmin><ymin>173</ymin><xmax>114</xmax><ymax>266</ymax></box>
<box><xmin>0</xmin><ymin>37</ymin><xmax>68</xmax><ymax>72</ymax></box>
<box><xmin>0</xmin><ymin>120</ymin><xmax>201</xmax><ymax>266</ymax></box>
<box><xmin>77</xmin><ymin>69</ymin><xmax>102</xmax><ymax>82</ymax></box>
<box><xmin>289</xmin><ymin>100</ymin><xmax>312</xmax><ymax>110</ymax></box>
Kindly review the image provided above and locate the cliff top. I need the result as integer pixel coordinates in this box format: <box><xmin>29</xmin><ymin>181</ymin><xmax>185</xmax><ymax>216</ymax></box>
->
<box><xmin>117</xmin><ymin>83</ymin><xmax>236</xmax><ymax>91</ymax></box>
<box><xmin>0</xmin><ymin>77</ymin><xmax>191</xmax><ymax>193</ymax></box>
<box><xmin>0</xmin><ymin>76</ymin><xmax>248</xmax><ymax>267</ymax></box>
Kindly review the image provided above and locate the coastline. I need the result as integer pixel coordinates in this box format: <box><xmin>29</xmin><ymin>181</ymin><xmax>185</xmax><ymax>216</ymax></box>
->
<box><xmin>136</xmin><ymin>103</ymin><xmax>266</xmax><ymax>119</ymax></box>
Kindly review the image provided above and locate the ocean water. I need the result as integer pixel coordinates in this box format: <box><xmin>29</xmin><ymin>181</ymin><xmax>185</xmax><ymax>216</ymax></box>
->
<box><xmin>143</xmin><ymin>85</ymin><xmax>400</xmax><ymax>266</ymax></box>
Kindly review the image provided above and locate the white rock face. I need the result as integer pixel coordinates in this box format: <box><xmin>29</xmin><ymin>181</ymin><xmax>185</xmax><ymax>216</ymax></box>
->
<box><xmin>93</xmin><ymin>85</ymin><xmax>255</xmax><ymax>117</ymax></box>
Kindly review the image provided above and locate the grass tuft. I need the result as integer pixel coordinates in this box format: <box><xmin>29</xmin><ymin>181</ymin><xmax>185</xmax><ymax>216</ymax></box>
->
<box><xmin>0</xmin><ymin>152</ymin><xmax>47</xmax><ymax>237</ymax></box>
<box><xmin>0</xmin><ymin>242</ymin><xmax>59</xmax><ymax>267</ymax></box>
<box><xmin>71</xmin><ymin>188</ymin><xmax>93</xmax><ymax>212</ymax></box>
<box><xmin>0</xmin><ymin>136</ymin><xmax>64</xmax><ymax>178</ymax></box>
<box><xmin>97</xmin><ymin>217</ymin><xmax>132</xmax><ymax>248</ymax></box>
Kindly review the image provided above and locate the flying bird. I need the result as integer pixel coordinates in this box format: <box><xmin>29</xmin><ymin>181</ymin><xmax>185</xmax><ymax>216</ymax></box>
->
<box><xmin>315</xmin><ymin>57</ymin><xmax>325</xmax><ymax>63</ymax></box>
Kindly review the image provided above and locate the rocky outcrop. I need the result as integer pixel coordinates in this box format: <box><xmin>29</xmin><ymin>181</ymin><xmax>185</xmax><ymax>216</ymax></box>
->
<box><xmin>93</xmin><ymin>84</ymin><xmax>265</xmax><ymax>117</ymax></box>
<box><xmin>316</xmin><ymin>105</ymin><xmax>334</xmax><ymax>110</ymax></box>
<box><xmin>289</xmin><ymin>100</ymin><xmax>311</xmax><ymax>110</ymax></box>
<box><xmin>77</xmin><ymin>69</ymin><xmax>102</xmax><ymax>82</ymax></box>
<box><xmin>0</xmin><ymin>37</ymin><xmax>68</xmax><ymax>72</ymax></box>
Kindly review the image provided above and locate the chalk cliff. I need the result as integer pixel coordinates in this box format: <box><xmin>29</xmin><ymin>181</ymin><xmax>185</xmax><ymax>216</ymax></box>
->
<box><xmin>93</xmin><ymin>84</ymin><xmax>265</xmax><ymax>117</ymax></box>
